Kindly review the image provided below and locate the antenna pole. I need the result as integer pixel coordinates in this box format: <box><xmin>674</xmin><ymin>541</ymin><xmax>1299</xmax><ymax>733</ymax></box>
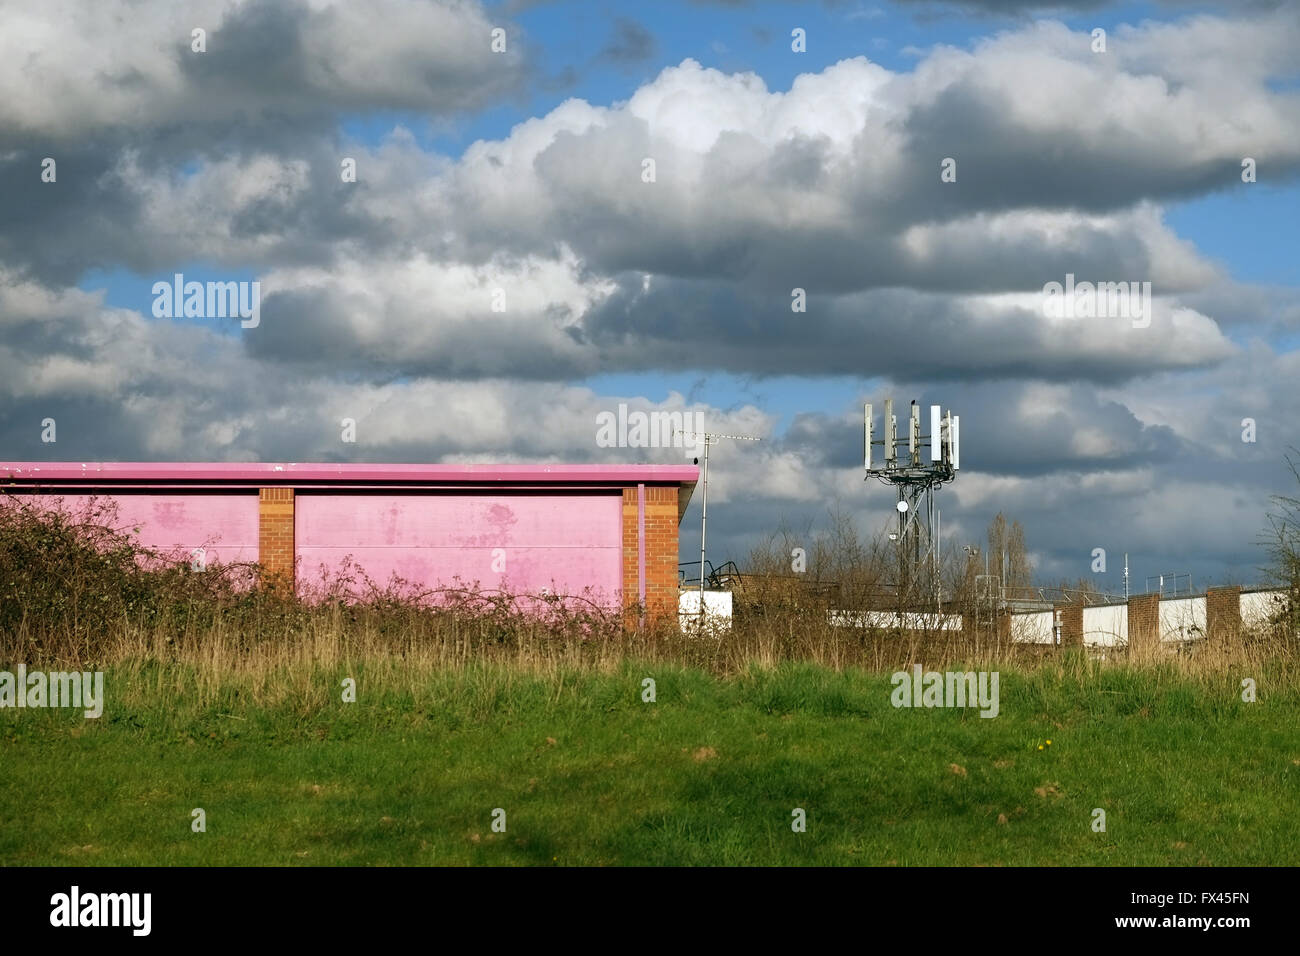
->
<box><xmin>699</xmin><ymin>436</ymin><xmax>709</xmax><ymax>602</ymax></box>
<box><xmin>675</xmin><ymin>428</ymin><xmax>762</xmax><ymax>626</ymax></box>
<box><xmin>935</xmin><ymin>505</ymin><xmax>941</xmax><ymax>612</ymax></box>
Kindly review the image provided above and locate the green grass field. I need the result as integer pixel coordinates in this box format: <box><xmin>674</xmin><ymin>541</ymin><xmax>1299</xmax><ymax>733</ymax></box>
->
<box><xmin>2</xmin><ymin>660</ymin><xmax>1297</xmax><ymax>866</ymax></box>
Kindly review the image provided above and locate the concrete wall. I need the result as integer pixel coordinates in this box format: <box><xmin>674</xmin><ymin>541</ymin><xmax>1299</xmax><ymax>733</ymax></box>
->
<box><xmin>829</xmin><ymin>610</ymin><xmax>963</xmax><ymax>630</ymax></box>
<box><xmin>1082</xmin><ymin>603</ymin><xmax>1128</xmax><ymax>648</ymax></box>
<box><xmin>1242</xmin><ymin>589</ymin><xmax>1288</xmax><ymax>628</ymax></box>
<box><xmin>1158</xmin><ymin>596</ymin><xmax>1205</xmax><ymax>643</ymax></box>
<box><xmin>1008</xmin><ymin>588</ymin><xmax>1290</xmax><ymax>648</ymax></box>
<box><xmin>1010</xmin><ymin>610</ymin><xmax>1053</xmax><ymax>644</ymax></box>
<box><xmin>680</xmin><ymin>590</ymin><xmax>733</xmax><ymax>633</ymax></box>
<box><xmin>1010</xmin><ymin>604</ymin><xmax>1129</xmax><ymax>648</ymax></box>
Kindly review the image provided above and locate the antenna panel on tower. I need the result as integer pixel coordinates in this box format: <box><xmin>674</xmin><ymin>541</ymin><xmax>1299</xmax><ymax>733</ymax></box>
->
<box><xmin>909</xmin><ymin>402</ymin><xmax>919</xmax><ymax>463</ymax></box>
<box><xmin>864</xmin><ymin>404</ymin><xmax>872</xmax><ymax>471</ymax></box>
<box><xmin>884</xmin><ymin>399</ymin><xmax>895</xmax><ymax>462</ymax></box>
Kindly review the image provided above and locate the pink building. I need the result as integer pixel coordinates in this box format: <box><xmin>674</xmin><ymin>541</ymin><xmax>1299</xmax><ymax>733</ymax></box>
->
<box><xmin>0</xmin><ymin>463</ymin><xmax>698</xmax><ymax>617</ymax></box>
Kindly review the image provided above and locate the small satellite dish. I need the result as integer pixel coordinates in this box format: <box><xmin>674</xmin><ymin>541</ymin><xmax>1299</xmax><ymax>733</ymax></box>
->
<box><xmin>896</xmin><ymin>500</ymin><xmax>909</xmax><ymax>513</ymax></box>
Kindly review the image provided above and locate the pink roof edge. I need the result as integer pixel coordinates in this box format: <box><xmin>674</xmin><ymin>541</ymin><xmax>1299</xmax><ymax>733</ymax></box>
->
<box><xmin>0</xmin><ymin>461</ymin><xmax>700</xmax><ymax>485</ymax></box>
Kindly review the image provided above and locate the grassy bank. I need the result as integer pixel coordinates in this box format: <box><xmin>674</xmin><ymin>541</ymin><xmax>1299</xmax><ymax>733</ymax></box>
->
<box><xmin>3</xmin><ymin>659</ymin><xmax>1297</xmax><ymax>866</ymax></box>
<box><xmin>3</xmin><ymin>497</ymin><xmax>1297</xmax><ymax>865</ymax></box>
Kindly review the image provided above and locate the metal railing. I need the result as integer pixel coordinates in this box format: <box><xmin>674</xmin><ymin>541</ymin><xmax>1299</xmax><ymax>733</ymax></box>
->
<box><xmin>677</xmin><ymin>560</ymin><xmax>744</xmax><ymax>591</ymax></box>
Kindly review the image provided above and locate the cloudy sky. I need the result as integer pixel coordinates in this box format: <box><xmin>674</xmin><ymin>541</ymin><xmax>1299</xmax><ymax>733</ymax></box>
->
<box><xmin>2</xmin><ymin>0</ymin><xmax>1297</xmax><ymax>592</ymax></box>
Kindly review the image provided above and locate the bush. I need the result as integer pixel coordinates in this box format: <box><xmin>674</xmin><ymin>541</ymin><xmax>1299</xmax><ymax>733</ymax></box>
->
<box><xmin>0</xmin><ymin>492</ymin><xmax>630</xmax><ymax>666</ymax></box>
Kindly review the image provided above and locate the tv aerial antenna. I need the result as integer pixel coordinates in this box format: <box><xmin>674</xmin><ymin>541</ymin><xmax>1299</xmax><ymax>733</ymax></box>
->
<box><xmin>676</xmin><ymin>429</ymin><xmax>761</xmax><ymax>621</ymax></box>
<box><xmin>864</xmin><ymin>399</ymin><xmax>961</xmax><ymax>607</ymax></box>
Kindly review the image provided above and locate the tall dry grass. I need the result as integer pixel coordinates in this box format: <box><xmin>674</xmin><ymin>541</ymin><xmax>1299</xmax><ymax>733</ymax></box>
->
<box><xmin>2</xmin><ymin>492</ymin><xmax>1296</xmax><ymax>709</ymax></box>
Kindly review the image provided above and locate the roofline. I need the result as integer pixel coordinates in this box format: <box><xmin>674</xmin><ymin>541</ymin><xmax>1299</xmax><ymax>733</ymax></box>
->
<box><xmin>0</xmin><ymin>461</ymin><xmax>699</xmax><ymax>485</ymax></box>
<box><xmin>1</xmin><ymin>461</ymin><xmax>700</xmax><ymax>523</ymax></box>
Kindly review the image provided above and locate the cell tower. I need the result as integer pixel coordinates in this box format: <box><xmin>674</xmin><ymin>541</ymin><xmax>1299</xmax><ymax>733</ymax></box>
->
<box><xmin>864</xmin><ymin>399</ymin><xmax>961</xmax><ymax>605</ymax></box>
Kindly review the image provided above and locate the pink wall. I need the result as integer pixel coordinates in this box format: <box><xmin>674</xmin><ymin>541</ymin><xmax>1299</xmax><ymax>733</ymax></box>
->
<box><xmin>1</xmin><ymin>461</ymin><xmax>700</xmax><ymax>613</ymax></box>
<box><xmin>9</xmin><ymin>492</ymin><xmax>259</xmax><ymax>567</ymax></box>
<box><xmin>295</xmin><ymin>491</ymin><xmax>622</xmax><ymax>604</ymax></box>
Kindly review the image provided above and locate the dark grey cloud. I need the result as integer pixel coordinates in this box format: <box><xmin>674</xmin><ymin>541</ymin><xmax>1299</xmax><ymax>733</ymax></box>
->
<box><xmin>0</xmin><ymin>0</ymin><xmax>527</xmax><ymax>146</ymax></box>
<box><xmin>237</xmin><ymin>267</ymin><xmax>1231</xmax><ymax>386</ymax></box>
<box><xmin>8</xmin><ymin>14</ymin><xmax>1298</xmax><ymax>306</ymax></box>
<box><xmin>598</xmin><ymin>18</ymin><xmax>657</xmax><ymax>66</ymax></box>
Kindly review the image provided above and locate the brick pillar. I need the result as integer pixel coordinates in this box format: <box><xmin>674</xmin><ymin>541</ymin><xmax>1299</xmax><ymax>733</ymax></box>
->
<box><xmin>996</xmin><ymin>610</ymin><xmax>1010</xmax><ymax>646</ymax></box>
<box><xmin>258</xmin><ymin>487</ymin><xmax>295</xmax><ymax>589</ymax></box>
<box><xmin>1054</xmin><ymin>603</ymin><xmax>1083</xmax><ymax>648</ymax></box>
<box><xmin>963</xmin><ymin>609</ymin><xmax>997</xmax><ymax>645</ymax></box>
<box><xmin>645</xmin><ymin>486</ymin><xmax>680</xmax><ymax>621</ymax></box>
<box><xmin>623</xmin><ymin>486</ymin><xmax>680</xmax><ymax>624</ymax></box>
<box><xmin>961</xmin><ymin>610</ymin><xmax>976</xmax><ymax>636</ymax></box>
<box><xmin>1127</xmin><ymin>593</ymin><xmax>1160</xmax><ymax>657</ymax></box>
<box><xmin>622</xmin><ymin>488</ymin><xmax>640</xmax><ymax>624</ymax></box>
<box><xmin>1207</xmin><ymin>586</ymin><xmax>1242</xmax><ymax>644</ymax></box>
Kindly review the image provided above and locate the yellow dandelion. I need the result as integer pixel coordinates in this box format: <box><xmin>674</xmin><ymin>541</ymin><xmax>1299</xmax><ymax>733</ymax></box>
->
<box><xmin>1046</xmin><ymin>739</ymin><xmax>1052</xmax><ymax>746</ymax></box>
<box><xmin>1037</xmin><ymin>745</ymin><xmax>1044</xmax><ymax>750</ymax></box>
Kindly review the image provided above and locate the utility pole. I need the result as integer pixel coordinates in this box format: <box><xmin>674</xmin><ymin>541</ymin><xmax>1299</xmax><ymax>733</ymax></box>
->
<box><xmin>676</xmin><ymin>429</ymin><xmax>761</xmax><ymax>624</ymax></box>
